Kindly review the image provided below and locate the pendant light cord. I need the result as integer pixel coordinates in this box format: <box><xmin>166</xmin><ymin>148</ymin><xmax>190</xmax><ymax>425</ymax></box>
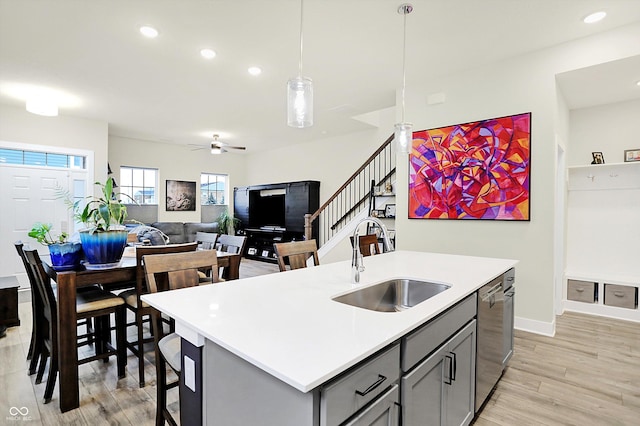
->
<box><xmin>298</xmin><ymin>0</ymin><xmax>305</xmax><ymax>77</ymax></box>
<box><xmin>401</xmin><ymin>8</ymin><xmax>407</xmax><ymax>123</ymax></box>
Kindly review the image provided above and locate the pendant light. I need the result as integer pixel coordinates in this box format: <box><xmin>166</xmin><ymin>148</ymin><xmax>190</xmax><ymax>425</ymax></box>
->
<box><xmin>395</xmin><ymin>3</ymin><xmax>413</xmax><ymax>154</ymax></box>
<box><xmin>287</xmin><ymin>0</ymin><xmax>313</xmax><ymax>128</ymax></box>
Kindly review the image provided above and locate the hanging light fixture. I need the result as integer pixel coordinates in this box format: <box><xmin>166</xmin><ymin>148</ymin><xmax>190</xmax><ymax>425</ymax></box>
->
<box><xmin>287</xmin><ymin>0</ymin><xmax>313</xmax><ymax>128</ymax></box>
<box><xmin>395</xmin><ymin>3</ymin><xmax>413</xmax><ymax>154</ymax></box>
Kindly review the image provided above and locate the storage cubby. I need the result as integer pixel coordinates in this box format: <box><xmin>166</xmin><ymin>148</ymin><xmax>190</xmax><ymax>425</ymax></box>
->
<box><xmin>564</xmin><ymin>274</ymin><xmax>640</xmax><ymax>321</ymax></box>
<box><xmin>565</xmin><ymin>161</ymin><xmax>640</xmax><ymax>322</ymax></box>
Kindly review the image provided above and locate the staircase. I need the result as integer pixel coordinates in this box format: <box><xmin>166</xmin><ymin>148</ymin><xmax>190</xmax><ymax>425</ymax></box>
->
<box><xmin>304</xmin><ymin>134</ymin><xmax>396</xmax><ymax>254</ymax></box>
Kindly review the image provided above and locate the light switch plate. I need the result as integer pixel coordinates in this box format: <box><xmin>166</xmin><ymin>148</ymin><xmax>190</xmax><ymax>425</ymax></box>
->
<box><xmin>184</xmin><ymin>355</ymin><xmax>196</xmax><ymax>392</ymax></box>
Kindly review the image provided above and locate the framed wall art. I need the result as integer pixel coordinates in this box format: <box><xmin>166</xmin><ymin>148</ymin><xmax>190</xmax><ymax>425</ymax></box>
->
<box><xmin>166</xmin><ymin>180</ymin><xmax>196</xmax><ymax>211</ymax></box>
<box><xmin>591</xmin><ymin>152</ymin><xmax>605</xmax><ymax>164</ymax></box>
<box><xmin>624</xmin><ymin>148</ymin><xmax>640</xmax><ymax>162</ymax></box>
<box><xmin>409</xmin><ymin>112</ymin><xmax>531</xmax><ymax>221</ymax></box>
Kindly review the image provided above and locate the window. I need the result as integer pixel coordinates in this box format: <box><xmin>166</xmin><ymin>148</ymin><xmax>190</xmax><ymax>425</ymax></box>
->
<box><xmin>201</xmin><ymin>173</ymin><xmax>227</xmax><ymax>205</ymax></box>
<box><xmin>119</xmin><ymin>166</ymin><xmax>158</xmax><ymax>204</ymax></box>
<box><xmin>0</xmin><ymin>148</ymin><xmax>86</xmax><ymax>169</ymax></box>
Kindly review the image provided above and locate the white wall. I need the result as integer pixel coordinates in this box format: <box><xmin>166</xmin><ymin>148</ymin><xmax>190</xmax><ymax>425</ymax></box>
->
<box><xmin>108</xmin><ymin>135</ymin><xmax>248</xmax><ymax>223</ymax></box>
<box><xmin>239</xmin><ymin>23</ymin><xmax>640</xmax><ymax>330</ymax></box>
<box><xmin>568</xmin><ymin>99</ymin><xmax>640</xmax><ymax>166</ymax></box>
<box><xmin>244</xmin><ymin>123</ymin><xmax>394</xmax><ymax>204</ymax></box>
<box><xmin>565</xmin><ymin>99</ymin><xmax>640</xmax><ymax>278</ymax></box>
<box><xmin>0</xmin><ymin>104</ymin><xmax>107</xmax><ymax>184</ymax></box>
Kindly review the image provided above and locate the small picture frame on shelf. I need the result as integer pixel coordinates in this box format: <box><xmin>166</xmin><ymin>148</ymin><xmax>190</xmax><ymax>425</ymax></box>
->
<box><xmin>591</xmin><ymin>152</ymin><xmax>605</xmax><ymax>164</ymax></box>
<box><xmin>373</xmin><ymin>185</ymin><xmax>383</xmax><ymax>196</ymax></box>
<box><xmin>384</xmin><ymin>203</ymin><xmax>396</xmax><ymax>218</ymax></box>
<box><xmin>624</xmin><ymin>148</ymin><xmax>640</xmax><ymax>162</ymax></box>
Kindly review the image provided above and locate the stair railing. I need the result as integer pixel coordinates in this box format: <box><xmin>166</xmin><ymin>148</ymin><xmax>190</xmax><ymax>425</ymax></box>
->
<box><xmin>305</xmin><ymin>134</ymin><xmax>396</xmax><ymax>246</ymax></box>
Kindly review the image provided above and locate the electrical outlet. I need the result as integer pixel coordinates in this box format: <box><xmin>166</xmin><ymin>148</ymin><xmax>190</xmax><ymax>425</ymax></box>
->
<box><xmin>184</xmin><ymin>355</ymin><xmax>196</xmax><ymax>392</ymax></box>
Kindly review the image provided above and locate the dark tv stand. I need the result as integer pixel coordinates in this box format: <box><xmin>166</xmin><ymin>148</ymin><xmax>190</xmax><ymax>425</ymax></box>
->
<box><xmin>234</xmin><ymin>181</ymin><xmax>320</xmax><ymax>263</ymax></box>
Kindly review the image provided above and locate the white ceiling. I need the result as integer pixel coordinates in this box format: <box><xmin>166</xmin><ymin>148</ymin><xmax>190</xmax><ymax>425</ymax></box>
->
<box><xmin>1</xmin><ymin>0</ymin><xmax>639</xmax><ymax>153</ymax></box>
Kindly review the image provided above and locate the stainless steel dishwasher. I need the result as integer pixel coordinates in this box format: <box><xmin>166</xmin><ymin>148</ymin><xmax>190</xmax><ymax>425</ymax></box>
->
<box><xmin>475</xmin><ymin>274</ymin><xmax>505</xmax><ymax>412</ymax></box>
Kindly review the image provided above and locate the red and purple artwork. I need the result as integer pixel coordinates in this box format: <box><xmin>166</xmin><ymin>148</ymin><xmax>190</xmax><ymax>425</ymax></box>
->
<box><xmin>409</xmin><ymin>113</ymin><xmax>531</xmax><ymax>220</ymax></box>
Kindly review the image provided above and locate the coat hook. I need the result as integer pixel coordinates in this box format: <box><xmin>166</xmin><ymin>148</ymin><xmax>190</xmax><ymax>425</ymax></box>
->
<box><xmin>586</xmin><ymin>174</ymin><xmax>595</xmax><ymax>182</ymax></box>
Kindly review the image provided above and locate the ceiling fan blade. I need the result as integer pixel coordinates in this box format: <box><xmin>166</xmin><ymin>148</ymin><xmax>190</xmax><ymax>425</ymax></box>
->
<box><xmin>225</xmin><ymin>145</ymin><xmax>246</xmax><ymax>150</ymax></box>
<box><xmin>188</xmin><ymin>144</ymin><xmax>207</xmax><ymax>151</ymax></box>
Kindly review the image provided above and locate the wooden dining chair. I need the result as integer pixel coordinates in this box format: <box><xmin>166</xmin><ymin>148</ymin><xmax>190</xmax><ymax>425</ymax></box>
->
<box><xmin>195</xmin><ymin>231</ymin><xmax>218</xmax><ymax>250</ymax></box>
<box><xmin>273</xmin><ymin>239</ymin><xmax>320</xmax><ymax>272</ymax></box>
<box><xmin>216</xmin><ymin>234</ymin><xmax>247</xmax><ymax>254</ymax></box>
<box><xmin>142</xmin><ymin>250</ymin><xmax>221</xmax><ymax>426</ymax></box>
<box><xmin>23</xmin><ymin>249</ymin><xmax>127</xmax><ymax>404</ymax></box>
<box><xmin>14</xmin><ymin>241</ymin><xmax>41</xmax><ymax>370</ymax></box>
<box><xmin>14</xmin><ymin>241</ymin><xmax>98</xmax><ymax>378</ymax></box>
<box><xmin>117</xmin><ymin>242</ymin><xmax>198</xmax><ymax>387</ymax></box>
<box><xmin>350</xmin><ymin>234</ymin><xmax>382</xmax><ymax>257</ymax></box>
<box><xmin>216</xmin><ymin>234</ymin><xmax>247</xmax><ymax>278</ymax></box>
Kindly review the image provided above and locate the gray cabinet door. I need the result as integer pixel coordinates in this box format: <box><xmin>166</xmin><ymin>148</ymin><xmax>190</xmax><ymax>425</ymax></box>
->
<box><xmin>401</xmin><ymin>320</ymin><xmax>476</xmax><ymax>426</ymax></box>
<box><xmin>445</xmin><ymin>321</ymin><xmax>476</xmax><ymax>426</ymax></box>
<box><xmin>401</xmin><ymin>344</ymin><xmax>446</xmax><ymax>426</ymax></box>
<box><xmin>344</xmin><ymin>385</ymin><xmax>399</xmax><ymax>426</ymax></box>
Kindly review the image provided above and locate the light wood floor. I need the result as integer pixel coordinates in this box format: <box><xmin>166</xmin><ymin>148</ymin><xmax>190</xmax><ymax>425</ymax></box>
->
<box><xmin>1</xmin><ymin>260</ymin><xmax>638</xmax><ymax>425</ymax></box>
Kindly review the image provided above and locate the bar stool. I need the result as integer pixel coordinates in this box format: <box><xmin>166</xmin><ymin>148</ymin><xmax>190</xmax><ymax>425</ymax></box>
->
<box><xmin>142</xmin><ymin>249</ymin><xmax>221</xmax><ymax>426</ymax></box>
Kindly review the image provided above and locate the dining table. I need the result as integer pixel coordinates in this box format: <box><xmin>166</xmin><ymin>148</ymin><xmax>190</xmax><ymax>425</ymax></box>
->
<box><xmin>42</xmin><ymin>247</ymin><xmax>241</xmax><ymax>413</ymax></box>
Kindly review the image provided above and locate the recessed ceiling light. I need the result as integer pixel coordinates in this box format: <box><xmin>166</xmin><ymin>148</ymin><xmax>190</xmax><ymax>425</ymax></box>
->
<box><xmin>201</xmin><ymin>48</ymin><xmax>216</xmax><ymax>59</ymax></box>
<box><xmin>583</xmin><ymin>11</ymin><xmax>606</xmax><ymax>24</ymax></box>
<box><xmin>248</xmin><ymin>67</ymin><xmax>262</xmax><ymax>76</ymax></box>
<box><xmin>636</xmin><ymin>80</ymin><xmax>640</xmax><ymax>87</ymax></box>
<box><xmin>139</xmin><ymin>26</ymin><xmax>159</xmax><ymax>38</ymax></box>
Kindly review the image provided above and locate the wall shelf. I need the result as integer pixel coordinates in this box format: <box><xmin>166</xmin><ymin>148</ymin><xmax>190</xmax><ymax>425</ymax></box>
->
<box><xmin>567</xmin><ymin>161</ymin><xmax>640</xmax><ymax>191</ymax></box>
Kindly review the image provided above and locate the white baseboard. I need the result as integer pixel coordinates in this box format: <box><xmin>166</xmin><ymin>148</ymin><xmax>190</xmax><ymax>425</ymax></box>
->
<box><xmin>514</xmin><ymin>315</ymin><xmax>556</xmax><ymax>337</ymax></box>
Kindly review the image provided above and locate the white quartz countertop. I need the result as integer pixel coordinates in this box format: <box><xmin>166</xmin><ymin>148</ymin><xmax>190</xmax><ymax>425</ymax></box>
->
<box><xmin>142</xmin><ymin>250</ymin><xmax>517</xmax><ymax>392</ymax></box>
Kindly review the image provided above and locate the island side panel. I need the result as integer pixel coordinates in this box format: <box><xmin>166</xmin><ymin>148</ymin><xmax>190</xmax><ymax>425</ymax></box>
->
<box><xmin>204</xmin><ymin>340</ymin><xmax>319</xmax><ymax>426</ymax></box>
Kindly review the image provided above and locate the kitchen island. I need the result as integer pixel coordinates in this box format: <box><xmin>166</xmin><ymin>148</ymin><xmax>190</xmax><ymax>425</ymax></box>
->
<box><xmin>142</xmin><ymin>250</ymin><xmax>517</xmax><ymax>425</ymax></box>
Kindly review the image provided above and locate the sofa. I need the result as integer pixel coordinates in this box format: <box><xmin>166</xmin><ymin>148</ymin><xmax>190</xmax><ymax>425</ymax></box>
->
<box><xmin>146</xmin><ymin>222</ymin><xmax>219</xmax><ymax>244</ymax></box>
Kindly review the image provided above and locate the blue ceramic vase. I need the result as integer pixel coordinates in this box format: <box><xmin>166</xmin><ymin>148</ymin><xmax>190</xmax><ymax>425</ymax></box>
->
<box><xmin>48</xmin><ymin>242</ymin><xmax>83</xmax><ymax>271</ymax></box>
<box><xmin>79</xmin><ymin>230</ymin><xmax>128</xmax><ymax>269</ymax></box>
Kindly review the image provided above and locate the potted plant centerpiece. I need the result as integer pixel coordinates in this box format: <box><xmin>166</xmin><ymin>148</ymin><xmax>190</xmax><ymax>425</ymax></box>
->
<box><xmin>77</xmin><ymin>177</ymin><xmax>132</xmax><ymax>269</ymax></box>
<box><xmin>28</xmin><ymin>222</ymin><xmax>83</xmax><ymax>271</ymax></box>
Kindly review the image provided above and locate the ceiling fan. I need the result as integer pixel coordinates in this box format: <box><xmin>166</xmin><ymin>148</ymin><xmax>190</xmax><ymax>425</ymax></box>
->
<box><xmin>190</xmin><ymin>134</ymin><xmax>247</xmax><ymax>154</ymax></box>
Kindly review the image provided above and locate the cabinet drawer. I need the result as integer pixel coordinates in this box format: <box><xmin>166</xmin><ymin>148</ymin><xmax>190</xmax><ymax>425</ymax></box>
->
<box><xmin>567</xmin><ymin>280</ymin><xmax>597</xmax><ymax>303</ymax></box>
<box><xmin>343</xmin><ymin>384</ymin><xmax>399</xmax><ymax>426</ymax></box>
<box><xmin>604</xmin><ymin>284</ymin><xmax>638</xmax><ymax>309</ymax></box>
<box><xmin>402</xmin><ymin>293</ymin><xmax>476</xmax><ymax>372</ymax></box>
<box><xmin>320</xmin><ymin>344</ymin><xmax>400</xmax><ymax>426</ymax></box>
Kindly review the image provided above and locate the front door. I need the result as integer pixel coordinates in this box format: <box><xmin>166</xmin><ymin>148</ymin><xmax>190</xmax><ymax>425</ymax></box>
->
<box><xmin>0</xmin><ymin>162</ymin><xmax>87</xmax><ymax>288</ymax></box>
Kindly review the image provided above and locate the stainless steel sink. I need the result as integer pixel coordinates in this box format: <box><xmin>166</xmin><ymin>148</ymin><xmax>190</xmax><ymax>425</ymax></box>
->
<box><xmin>332</xmin><ymin>279</ymin><xmax>451</xmax><ymax>312</ymax></box>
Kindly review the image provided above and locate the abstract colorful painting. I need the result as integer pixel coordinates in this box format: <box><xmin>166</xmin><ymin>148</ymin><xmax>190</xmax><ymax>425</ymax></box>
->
<box><xmin>409</xmin><ymin>113</ymin><xmax>531</xmax><ymax>220</ymax></box>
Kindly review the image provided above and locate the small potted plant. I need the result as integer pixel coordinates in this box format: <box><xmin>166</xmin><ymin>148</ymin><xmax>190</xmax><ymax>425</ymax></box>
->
<box><xmin>76</xmin><ymin>177</ymin><xmax>133</xmax><ymax>269</ymax></box>
<box><xmin>217</xmin><ymin>210</ymin><xmax>240</xmax><ymax>235</ymax></box>
<box><xmin>28</xmin><ymin>222</ymin><xmax>83</xmax><ymax>270</ymax></box>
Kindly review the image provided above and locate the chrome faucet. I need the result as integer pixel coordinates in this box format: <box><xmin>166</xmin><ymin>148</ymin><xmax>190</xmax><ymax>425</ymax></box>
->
<box><xmin>351</xmin><ymin>216</ymin><xmax>395</xmax><ymax>283</ymax></box>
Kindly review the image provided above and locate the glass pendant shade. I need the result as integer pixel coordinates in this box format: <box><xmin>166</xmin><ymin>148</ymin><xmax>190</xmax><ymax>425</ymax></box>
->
<box><xmin>395</xmin><ymin>122</ymin><xmax>413</xmax><ymax>154</ymax></box>
<box><xmin>287</xmin><ymin>76</ymin><xmax>313</xmax><ymax>128</ymax></box>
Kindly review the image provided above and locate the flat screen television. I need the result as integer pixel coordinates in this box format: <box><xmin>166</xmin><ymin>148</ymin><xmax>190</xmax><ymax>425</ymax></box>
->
<box><xmin>249</xmin><ymin>192</ymin><xmax>286</xmax><ymax>229</ymax></box>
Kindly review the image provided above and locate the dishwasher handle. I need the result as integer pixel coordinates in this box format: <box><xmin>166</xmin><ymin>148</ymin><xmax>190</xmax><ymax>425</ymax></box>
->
<box><xmin>481</xmin><ymin>281</ymin><xmax>503</xmax><ymax>302</ymax></box>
